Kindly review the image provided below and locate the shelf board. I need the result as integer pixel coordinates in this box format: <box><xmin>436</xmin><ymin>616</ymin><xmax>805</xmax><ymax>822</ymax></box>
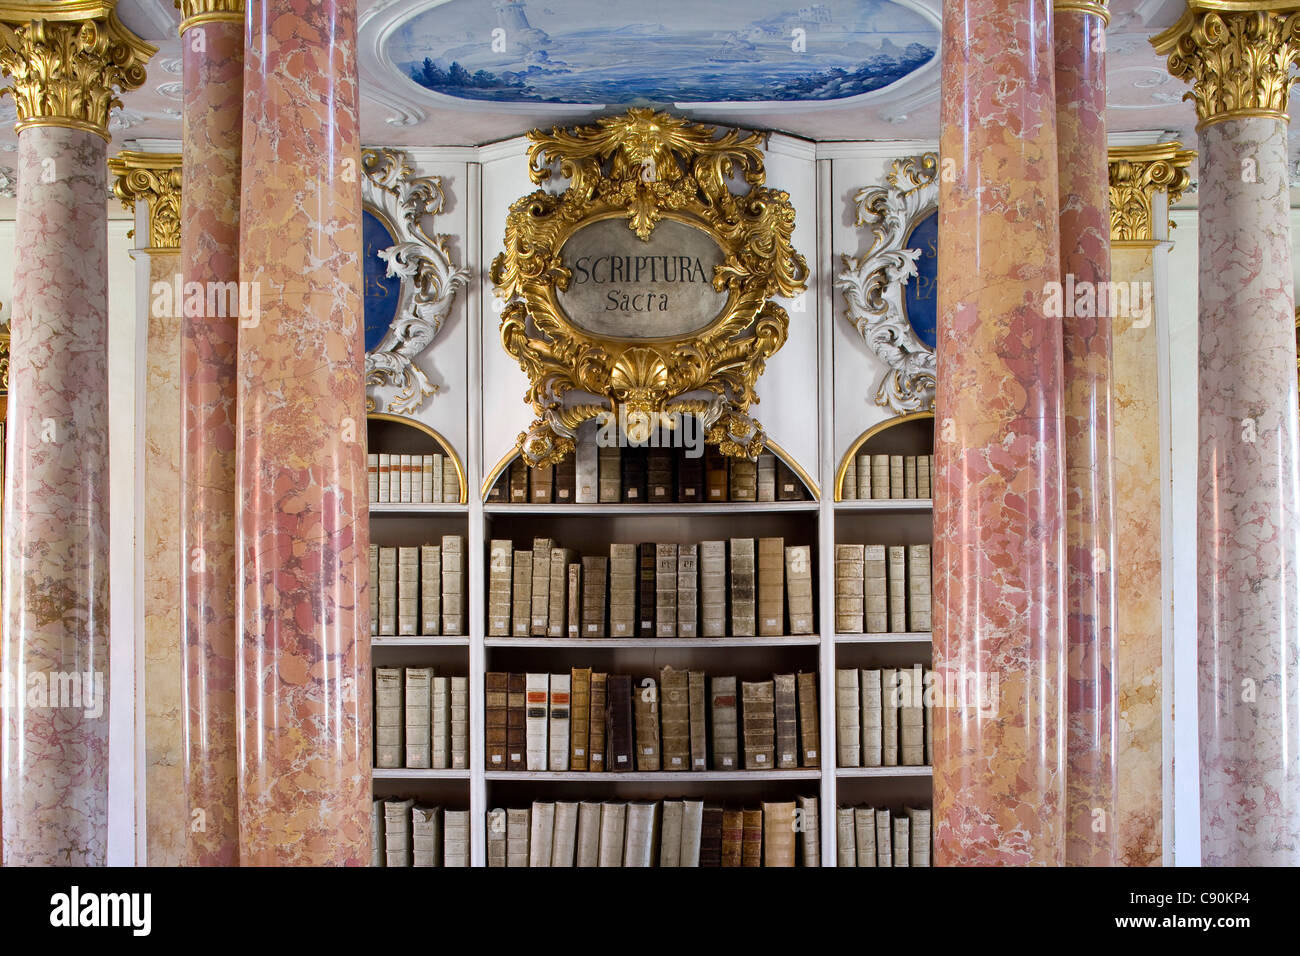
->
<box><xmin>370</xmin><ymin>502</ymin><xmax>468</xmax><ymax>515</ymax></box>
<box><xmin>835</xmin><ymin>766</ymin><xmax>933</xmax><ymax>778</ymax></box>
<box><xmin>372</xmin><ymin>636</ymin><xmax>470</xmax><ymax>647</ymax></box>
<box><xmin>484</xmin><ymin>501</ymin><xmax>819</xmax><ymax>516</ymax></box>
<box><xmin>372</xmin><ymin>768</ymin><xmax>472</xmax><ymax>780</ymax></box>
<box><xmin>835</xmin><ymin>632</ymin><xmax>932</xmax><ymax>644</ymax></box>
<box><xmin>834</xmin><ymin>499</ymin><xmax>932</xmax><ymax>512</ymax></box>
<box><xmin>485</xmin><ymin>635</ymin><xmax>821</xmax><ymax>648</ymax></box>
<box><xmin>486</xmin><ymin>769</ymin><xmax>821</xmax><ymax>782</ymax></box>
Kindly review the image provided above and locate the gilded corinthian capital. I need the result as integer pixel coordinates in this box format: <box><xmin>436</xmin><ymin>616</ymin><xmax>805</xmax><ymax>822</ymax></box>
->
<box><xmin>174</xmin><ymin>0</ymin><xmax>243</xmax><ymax>34</ymax></box>
<box><xmin>0</xmin><ymin>1</ymin><xmax>156</xmax><ymax>141</ymax></box>
<box><xmin>108</xmin><ymin>150</ymin><xmax>181</xmax><ymax>251</ymax></box>
<box><xmin>1152</xmin><ymin>1</ymin><xmax>1300</xmax><ymax>128</ymax></box>
<box><xmin>1054</xmin><ymin>0</ymin><xmax>1110</xmax><ymax>24</ymax></box>
<box><xmin>1108</xmin><ymin>143</ymin><xmax>1195</xmax><ymax>245</ymax></box>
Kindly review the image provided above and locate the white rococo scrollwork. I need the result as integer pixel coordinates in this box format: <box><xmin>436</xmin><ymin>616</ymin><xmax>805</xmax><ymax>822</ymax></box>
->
<box><xmin>362</xmin><ymin>146</ymin><xmax>469</xmax><ymax>415</ymax></box>
<box><xmin>835</xmin><ymin>151</ymin><xmax>938</xmax><ymax>414</ymax></box>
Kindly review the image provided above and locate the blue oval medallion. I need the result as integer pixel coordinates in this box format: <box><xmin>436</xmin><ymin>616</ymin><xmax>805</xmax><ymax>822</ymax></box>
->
<box><xmin>902</xmin><ymin>210</ymin><xmax>938</xmax><ymax>351</ymax></box>
<box><xmin>364</xmin><ymin>209</ymin><xmax>402</xmax><ymax>353</ymax></box>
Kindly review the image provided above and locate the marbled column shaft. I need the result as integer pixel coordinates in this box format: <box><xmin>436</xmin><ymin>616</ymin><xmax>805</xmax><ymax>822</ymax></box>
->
<box><xmin>1111</xmin><ymin>244</ymin><xmax>1163</xmax><ymax>866</ymax></box>
<box><xmin>237</xmin><ymin>0</ymin><xmax>371</xmax><ymax>864</ymax></box>
<box><xmin>145</xmin><ymin>250</ymin><xmax>184</xmax><ymax>866</ymax></box>
<box><xmin>1</xmin><ymin>126</ymin><xmax>111</xmax><ymax>865</ymax></box>
<box><xmin>1055</xmin><ymin>7</ymin><xmax>1117</xmax><ymax>867</ymax></box>
<box><xmin>1196</xmin><ymin>116</ymin><xmax>1300</xmax><ymax>865</ymax></box>
<box><xmin>181</xmin><ymin>16</ymin><xmax>243</xmax><ymax>868</ymax></box>
<box><xmin>934</xmin><ymin>0</ymin><xmax>1065</xmax><ymax>865</ymax></box>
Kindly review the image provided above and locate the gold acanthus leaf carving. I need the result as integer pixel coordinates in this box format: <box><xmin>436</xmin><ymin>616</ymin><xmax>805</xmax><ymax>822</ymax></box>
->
<box><xmin>108</xmin><ymin>151</ymin><xmax>182</xmax><ymax>251</ymax></box>
<box><xmin>1107</xmin><ymin>142</ymin><xmax>1195</xmax><ymax>244</ymax></box>
<box><xmin>0</xmin><ymin>2</ymin><xmax>156</xmax><ymax>141</ymax></box>
<box><xmin>1152</xmin><ymin>3</ymin><xmax>1300</xmax><ymax>128</ymax></box>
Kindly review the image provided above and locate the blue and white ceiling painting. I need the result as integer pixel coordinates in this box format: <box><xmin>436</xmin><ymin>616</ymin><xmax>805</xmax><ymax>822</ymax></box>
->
<box><xmin>387</xmin><ymin>0</ymin><xmax>937</xmax><ymax>105</ymax></box>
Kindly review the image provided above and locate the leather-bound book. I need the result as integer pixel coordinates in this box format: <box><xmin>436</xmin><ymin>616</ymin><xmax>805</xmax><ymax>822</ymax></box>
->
<box><xmin>552</xmin><ymin>802</ymin><xmax>578</xmax><ymax>866</ymax></box>
<box><xmin>762</xmin><ymin>801</ymin><xmax>797</xmax><ymax>866</ymax></box>
<box><xmin>728</xmin><ymin>456</ymin><xmax>757</xmax><ymax>501</ymax></box>
<box><xmin>834</xmin><ymin>543</ymin><xmax>865</xmax><ymax>634</ymax></box>
<box><xmin>506</xmin><ymin>672</ymin><xmax>527</xmax><ymax>770</ymax></box>
<box><xmin>677</xmin><ymin>450</ymin><xmax>704</xmax><ymax>502</ymax></box>
<box><xmin>529</xmin><ymin>801</ymin><xmax>555</xmax><ymax>867</ymax></box>
<box><xmin>835</xmin><ymin>668</ymin><xmax>861</xmax><ymax>767</ymax></box>
<box><xmin>757</xmin><ymin>536</ymin><xmax>784</xmax><ymax>636</ymax></box>
<box><xmin>710</xmin><ymin>675</ymin><xmax>739</xmax><ymax>770</ymax></box>
<box><xmin>525</xmin><ymin>672</ymin><xmax>550</xmax><ymax>771</ymax></box>
<box><xmin>655</xmin><ymin>542</ymin><xmax>678</xmax><ymax>637</ymax></box>
<box><xmin>729</xmin><ymin>537</ymin><xmax>756</xmax><ymax>636</ymax></box>
<box><xmin>796</xmin><ymin>671</ymin><xmax>820</xmax><ymax>768</ymax></box>
<box><xmin>547</xmin><ymin>546</ymin><xmax>576</xmax><ymax>637</ymax></box>
<box><xmin>608</xmin><ymin>543</ymin><xmax>637</xmax><ymax>637</ymax></box>
<box><xmin>699</xmin><ymin>804</ymin><xmax>724</xmax><ymax>867</ymax></box>
<box><xmin>854</xmin><ymin>806</ymin><xmax>876</xmax><ymax>867</ymax></box>
<box><xmin>508</xmin><ymin>457</ymin><xmax>529</xmax><ymax>503</ymax></box>
<box><xmin>861</xmin><ymin>668</ymin><xmax>883</xmax><ymax>767</ymax></box>
<box><xmin>721</xmin><ymin>808</ymin><xmax>744</xmax><ymax>866</ymax></box>
<box><xmin>511</xmin><ymin>550</ymin><xmax>532</xmax><ymax>637</ymax></box>
<box><xmin>598</xmin><ymin>802</ymin><xmax>626</xmax><ymax>867</ymax></box>
<box><xmin>588</xmin><ymin>672</ymin><xmax>607</xmax><ymax>771</ymax></box>
<box><xmin>776</xmin><ymin>458</ymin><xmax>804</xmax><ymax>501</ymax></box>
<box><xmin>487</xmin><ymin>539</ymin><xmax>512</xmax><ymax>637</ymax></box>
<box><xmin>864</xmin><ymin>544</ymin><xmax>888</xmax><ymax>633</ymax></box>
<box><xmin>688</xmin><ymin>670</ymin><xmax>708</xmax><ymax>770</ymax></box>
<box><xmin>374</xmin><ymin>666</ymin><xmax>404</xmax><ymax>769</ymax></box>
<box><xmin>404</xmin><ymin>666</ymin><xmax>433</xmax><ymax>768</ymax></box>
<box><xmin>893</xmin><ymin>815</ymin><xmax>911</xmax><ymax>867</ymax></box>
<box><xmin>699</xmin><ymin>540</ymin><xmax>727</xmax><ymax>637</ymax></box>
<box><xmin>485</xmin><ymin>671</ymin><xmax>508</xmax><ymax>770</ymax></box>
<box><xmin>875</xmin><ymin>809</ymin><xmax>892</xmax><ymax>867</ymax></box>
<box><xmin>605</xmin><ymin>674</ymin><xmax>634</xmax><ymax>772</ymax></box>
<box><xmin>659</xmin><ymin>666</ymin><xmax>690</xmax><ymax>771</ymax></box>
<box><xmin>530</xmin><ymin>537</ymin><xmax>554</xmax><ymax>636</ymax></box>
<box><xmin>575</xmin><ymin>802</ymin><xmax>601</xmax><ymax>866</ymax></box>
<box><xmin>623</xmin><ymin>802</ymin><xmax>659</xmax><ymax>867</ymax></box>
<box><xmin>680</xmin><ymin>800</ymin><xmax>704</xmax><ymax>866</ymax></box>
<box><xmin>443</xmin><ymin>810</ymin><xmax>469</xmax><ymax>867</ymax></box>
<box><xmin>548</xmin><ymin>672</ymin><xmax>571</xmax><ymax>771</ymax></box>
<box><xmin>646</xmin><ymin>448</ymin><xmax>674</xmax><ymax>502</ymax></box>
<box><xmin>566</xmin><ymin>562</ymin><xmax>581</xmax><ymax>637</ymax></box>
<box><xmin>881</xmin><ymin>668</ymin><xmax>899</xmax><ymax>766</ymax></box>
<box><xmin>797</xmin><ymin>795</ymin><xmax>819</xmax><ymax>867</ymax></box>
<box><xmin>529</xmin><ymin>462</ymin><xmax>553</xmax><ymax>504</ymax></box>
<box><xmin>785</xmin><ymin>545</ymin><xmax>814</xmax><ymax>635</ymax></box>
<box><xmin>440</xmin><ymin>534</ymin><xmax>465</xmax><ymax>636</ymax></box>
<box><xmin>773</xmin><ymin>673</ymin><xmax>798</xmax><ymax>769</ymax></box>
<box><xmin>575</xmin><ymin>435</ymin><xmax>598</xmax><ymax>504</ymax></box>
<box><xmin>486</xmin><ymin>808</ymin><xmax>507</xmax><ymax>867</ymax></box>
<box><xmin>581</xmin><ymin>555</ymin><xmax>607</xmax><ymax>637</ymax></box>
<box><xmin>900</xmin><ymin>663</ymin><xmax>925</xmax><ymax>766</ymax></box>
<box><xmin>487</xmin><ymin>470</ymin><xmax>505</xmax><ymax>502</ymax></box>
<box><xmin>677</xmin><ymin>544</ymin><xmax>698</xmax><ymax>637</ymax></box>
<box><xmin>741</xmin><ymin>679</ymin><xmax>776</xmax><ymax>770</ymax></box>
<box><xmin>637</xmin><ymin>542</ymin><xmax>656</xmax><ymax>639</ymax></box>
<box><xmin>431</xmin><ymin>674</ymin><xmax>450</xmax><ymax>769</ymax></box>
<box><xmin>907</xmin><ymin>807</ymin><xmax>932</xmax><ymax>866</ymax></box>
<box><xmin>597</xmin><ymin>445</ymin><xmax>621</xmax><ymax>502</ymax></box>
<box><xmin>756</xmin><ymin>453</ymin><xmax>776</xmax><ymax>502</ymax></box>
<box><xmin>554</xmin><ymin>453</ymin><xmax>576</xmax><ymax>504</ymax></box>
<box><xmin>660</xmin><ymin>800</ymin><xmax>684</xmax><ymax>867</ymax></box>
<box><xmin>420</xmin><ymin>544</ymin><xmax>441</xmax><ymax>636</ymax></box>
<box><xmin>836</xmin><ymin>806</ymin><xmax>857</xmax><ymax>866</ymax></box>
<box><xmin>506</xmin><ymin>807</ymin><xmax>530</xmax><ymax>867</ymax></box>
<box><xmin>633</xmin><ymin>675</ymin><xmax>661</xmax><ymax>771</ymax></box>
<box><xmin>741</xmin><ymin>808</ymin><xmax>763</xmax><ymax>866</ymax></box>
<box><xmin>620</xmin><ymin>445</ymin><xmax>646</xmax><ymax>502</ymax></box>
<box><xmin>570</xmin><ymin>667</ymin><xmax>592</xmax><ymax>770</ymax></box>
<box><xmin>704</xmin><ymin>444</ymin><xmax>728</xmax><ymax>501</ymax></box>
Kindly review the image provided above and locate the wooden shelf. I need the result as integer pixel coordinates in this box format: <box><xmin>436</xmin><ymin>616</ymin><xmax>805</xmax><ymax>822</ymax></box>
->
<box><xmin>372</xmin><ymin>768</ymin><xmax>472</xmax><ymax>780</ymax></box>
<box><xmin>372</xmin><ymin>635</ymin><xmax>470</xmax><ymax>647</ymax></box>
<box><xmin>484</xmin><ymin>501</ymin><xmax>819</xmax><ymax>516</ymax></box>
<box><xmin>485</xmin><ymin>635</ymin><xmax>821</xmax><ymax>648</ymax></box>
<box><xmin>835</xmin><ymin>632</ymin><xmax>932</xmax><ymax>644</ymax></box>
<box><xmin>370</xmin><ymin>502</ymin><xmax>468</xmax><ymax>515</ymax></box>
<box><xmin>834</xmin><ymin>499</ymin><xmax>932</xmax><ymax>512</ymax></box>
<box><xmin>835</xmin><ymin>766</ymin><xmax>933</xmax><ymax>778</ymax></box>
<box><xmin>486</xmin><ymin>769</ymin><xmax>821</xmax><ymax>782</ymax></box>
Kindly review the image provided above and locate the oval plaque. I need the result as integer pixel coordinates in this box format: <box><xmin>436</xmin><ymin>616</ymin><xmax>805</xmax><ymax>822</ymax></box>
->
<box><xmin>902</xmin><ymin>210</ymin><xmax>938</xmax><ymax>351</ymax></box>
<box><xmin>363</xmin><ymin>208</ymin><xmax>402</xmax><ymax>352</ymax></box>
<box><xmin>556</xmin><ymin>218</ymin><xmax>728</xmax><ymax>339</ymax></box>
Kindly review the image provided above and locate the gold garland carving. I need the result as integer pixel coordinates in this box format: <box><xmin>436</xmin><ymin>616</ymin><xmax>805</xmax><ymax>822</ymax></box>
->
<box><xmin>108</xmin><ymin>150</ymin><xmax>181</xmax><ymax>251</ymax></box>
<box><xmin>0</xmin><ymin>1</ymin><xmax>156</xmax><ymax>141</ymax></box>
<box><xmin>1152</xmin><ymin>2</ymin><xmax>1300</xmax><ymax>129</ymax></box>
<box><xmin>489</xmin><ymin>108</ymin><xmax>808</xmax><ymax>466</ymax></box>
<box><xmin>1108</xmin><ymin>142</ymin><xmax>1195</xmax><ymax>244</ymax></box>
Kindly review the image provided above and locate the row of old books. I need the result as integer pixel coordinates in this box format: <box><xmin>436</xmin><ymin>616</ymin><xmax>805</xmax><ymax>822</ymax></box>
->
<box><xmin>835</xmin><ymin>806</ymin><xmax>932</xmax><ymax>866</ymax></box>
<box><xmin>369</xmin><ymin>536</ymin><xmax>466</xmax><ymax>636</ymax></box>
<box><xmin>487</xmin><ymin>537</ymin><xmax>814</xmax><ymax>638</ymax></box>
<box><xmin>367</xmin><ymin>452</ymin><xmax>460</xmax><ymax>503</ymax></box>
<box><xmin>840</xmin><ymin>453</ymin><xmax>935</xmax><ymax>500</ymax></box>
<box><xmin>835</xmin><ymin>665</ymin><xmax>933</xmax><ymax>768</ymax></box>
<box><xmin>488</xmin><ymin>446</ymin><xmax>808</xmax><ymax>504</ymax></box>
<box><xmin>485</xmin><ymin>668</ymin><xmax>820</xmax><ymax>772</ymax></box>
<box><xmin>371</xmin><ymin>800</ymin><xmax>469</xmax><ymax>866</ymax></box>
<box><xmin>374</xmin><ymin>667</ymin><xmax>469</xmax><ymax>769</ymax></box>
<box><xmin>487</xmin><ymin>797</ymin><xmax>819</xmax><ymax>866</ymax></box>
<box><xmin>834</xmin><ymin>542</ymin><xmax>931</xmax><ymax>633</ymax></box>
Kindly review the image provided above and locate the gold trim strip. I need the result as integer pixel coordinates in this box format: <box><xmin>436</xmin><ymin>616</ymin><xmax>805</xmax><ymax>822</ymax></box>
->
<box><xmin>833</xmin><ymin>411</ymin><xmax>935</xmax><ymax>502</ymax></box>
<box><xmin>367</xmin><ymin>412</ymin><xmax>467</xmax><ymax>505</ymax></box>
<box><xmin>14</xmin><ymin>117</ymin><xmax>111</xmax><ymax>142</ymax></box>
<box><xmin>1054</xmin><ymin>1</ymin><xmax>1111</xmax><ymax>25</ymax></box>
<box><xmin>1195</xmin><ymin>107</ymin><xmax>1290</xmax><ymax>130</ymax></box>
<box><xmin>179</xmin><ymin>12</ymin><xmax>243</xmax><ymax>33</ymax></box>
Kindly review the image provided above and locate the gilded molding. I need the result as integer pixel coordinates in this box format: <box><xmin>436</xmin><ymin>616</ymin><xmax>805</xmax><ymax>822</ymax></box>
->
<box><xmin>1108</xmin><ymin>142</ymin><xmax>1195</xmax><ymax>245</ymax></box>
<box><xmin>0</xmin><ymin>1</ymin><xmax>156</xmax><ymax>141</ymax></box>
<box><xmin>1054</xmin><ymin>0</ymin><xmax>1110</xmax><ymax>25</ymax></box>
<box><xmin>1152</xmin><ymin>2</ymin><xmax>1300</xmax><ymax>128</ymax></box>
<box><xmin>173</xmin><ymin>0</ymin><xmax>244</xmax><ymax>34</ymax></box>
<box><xmin>0</xmin><ymin>322</ymin><xmax>8</xmax><ymax>393</ymax></box>
<box><xmin>108</xmin><ymin>150</ymin><xmax>181</xmax><ymax>251</ymax></box>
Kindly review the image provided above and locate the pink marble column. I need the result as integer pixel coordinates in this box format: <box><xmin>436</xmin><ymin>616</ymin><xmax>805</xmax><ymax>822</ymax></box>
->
<box><xmin>934</xmin><ymin>0</ymin><xmax>1066</xmax><ymax>865</ymax></box>
<box><xmin>1194</xmin><ymin>116</ymin><xmax>1300</xmax><ymax>865</ymax></box>
<box><xmin>1054</xmin><ymin>1</ymin><xmax>1117</xmax><ymax>866</ymax></box>
<box><xmin>236</xmin><ymin>0</ymin><xmax>371</xmax><ymax>864</ymax></box>
<box><xmin>1</xmin><ymin>126</ymin><xmax>112</xmax><ymax>865</ymax></box>
<box><xmin>180</xmin><ymin>11</ymin><xmax>243</xmax><ymax>868</ymax></box>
